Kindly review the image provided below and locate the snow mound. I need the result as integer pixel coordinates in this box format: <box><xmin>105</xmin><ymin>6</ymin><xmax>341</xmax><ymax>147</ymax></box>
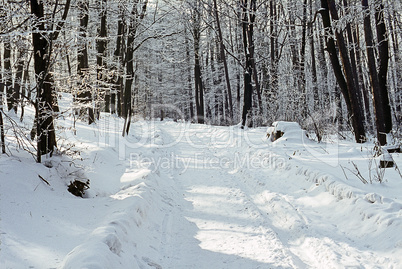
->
<box><xmin>267</xmin><ymin>121</ymin><xmax>309</xmax><ymax>143</ymax></box>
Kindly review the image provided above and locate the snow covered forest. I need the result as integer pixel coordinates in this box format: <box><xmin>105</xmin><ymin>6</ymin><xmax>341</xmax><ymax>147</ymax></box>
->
<box><xmin>1</xmin><ymin>0</ymin><xmax>402</xmax><ymax>268</ymax></box>
<box><xmin>0</xmin><ymin>0</ymin><xmax>401</xmax><ymax>153</ymax></box>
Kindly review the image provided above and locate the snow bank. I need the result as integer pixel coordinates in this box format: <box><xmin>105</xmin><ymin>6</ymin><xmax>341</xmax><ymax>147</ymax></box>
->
<box><xmin>1</xmin><ymin>100</ymin><xmax>402</xmax><ymax>268</ymax></box>
<box><xmin>267</xmin><ymin>121</ymin><xmax>309</xmax><ymax>143</ymax></box>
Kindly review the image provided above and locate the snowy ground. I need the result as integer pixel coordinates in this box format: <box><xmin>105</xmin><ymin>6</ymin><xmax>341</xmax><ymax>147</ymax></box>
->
<box><xmin>1</xmin><ymin>95</ymin><xmax>402</xmax><ymax>268</ymax></box>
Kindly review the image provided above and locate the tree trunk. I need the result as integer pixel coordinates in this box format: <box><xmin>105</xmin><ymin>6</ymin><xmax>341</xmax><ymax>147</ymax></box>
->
<box><xmin>362</xmin><ymin>0</ymin><xmax>390</xmax><ymax>145</ymax></box>
<box><xmin>123</xmin><ymin>0</ymin><xmax>148</xmax><ymax>135</ymax></box>
<box><xmin>4</xmin><ymin>40</ymin><xmax>12</xmax><ymax>112</ymax></box>
<box><xmin>0</xmin><ymin>109</ymin><xmax>5</xmax><ymax>154</ymax></box>
<box><xmin>13</xmin><ymin>48</ymin><xmax>25</xmax><ymax>114</ymax></box>
<box><xmin>113</xmin><ymin>9</ymin><xmax>126</xmax><ymax>117</ymax></box>
<box><xmin>77</xmin><ymin>0</ymin><xmax>94</xmax><ymax>125</ymax></box>
<box><xmin>327</xmin><ymin>0</ymin><xmax>366</xmax><ymax>141</ymax></box>
<box><xmin>0</xmin><ymin>49</ymin><xmax>3</xmax><ymax>154</ymax></box>
<box><xmin>319</xmin><ymin>0</ymin><xmax>366</xmax><ymax>143</ymax></box>
<box><xmin>248</xmin><ymin>0</ymin><xmax>262</xmax><ymax>116</ymax></box>
<box><xmin>375</xmin><ymin>2</ymin><xmax>392</xmax><ymax>133</ymax></box>
<box><xmin>309</xmin><ymin>0</ymin><xmax>319</xmax><ymax>111</ymax></box>
<box><xmin>97</xmin><ymin>0</ymin><xmax>108</xmax><ymax>113</ymax></box>
<box><xmin>389</xmin><ymin>8</ymin><xmax>401</xmax><ymax>125</ymax></box>
<box><xmin>0</xmin><ymin>55</ymin><xmax>4</xmax><ymax>152</ymax></box>
<box><xmin>31</xmin><ymin>0</ymin><xmax>58</xmax><ymax>160</ymax></box>
<box><xmin>193</xmin><ymin>5</ymin><xmax>205</xmax><ymax>124</ymax></box>
<box><xmin>241</xmin><ymin>0</ymin><xmax>253</xmax><ymax>128</ymax></box>
<box><xmin>317</xmin><ymin>24</ymin><xmax>329</xmax><ymax>110</ymax></box>
<box><xmin>184</xmin><ymin>27</ymin><xmax>194</xmax><ymax>121</ymax></box>
<box><xmin>213</xmin><ymin>0</ymin><xmax>233</xmax><ymax>123</ymax></box>
<box><xmin>269</xmin><ymin>0</ymin><xmax>279</xmax><ymax>116</ymax></box>
<box><xmin>354</xmin><ymin>25</ymin><xmax>372</xmax><ymax>130</ymax></box>
<box><xmin>299</xmin><ymin>0</ymin><xmax>308</xmax><ymax>116</ymax></box>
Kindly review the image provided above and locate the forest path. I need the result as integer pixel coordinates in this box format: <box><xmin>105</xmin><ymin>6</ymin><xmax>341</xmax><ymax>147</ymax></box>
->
<box><xmin>146</xmin><ymin>122</ymin><xmax>385</xmax><ymax>269</ymax></box>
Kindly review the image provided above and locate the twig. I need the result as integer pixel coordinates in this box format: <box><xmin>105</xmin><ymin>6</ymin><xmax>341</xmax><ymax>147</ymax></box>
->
<box><xmin>395</xmin><ymin>163</ymin><xmax>402</xmax><ymax>180</ymax></box>
<box><xmin>351</xmin><ymin>162</ymin><xmax>368</xmax><ymax>184</ymax></box>
<box><xmin>340</xmin><ymin>165</ymin><xmax>349</xmax><ymax>180</ymax></box>
<box><xmin>343</xmin><ymin>162</ymin><xmax>368</xmax><ymax>184</ymax></box>
<box><xmin>38</xmin><ymin>174</ymin><xmax>50</xmax><ymax>186</ymax></box>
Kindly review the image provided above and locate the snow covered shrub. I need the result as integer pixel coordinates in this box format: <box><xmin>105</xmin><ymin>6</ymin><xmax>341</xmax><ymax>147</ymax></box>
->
<box><xmin>266</xmin><ymin>121</ymin><xmax>308</xmax><ymax>142</ymax></box>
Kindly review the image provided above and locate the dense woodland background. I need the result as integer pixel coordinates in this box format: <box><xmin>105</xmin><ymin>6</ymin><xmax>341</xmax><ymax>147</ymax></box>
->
<box><xmin>0</xmin><ymin>0</ymin><xmax>401</xmax><ymax>162</ymax></box>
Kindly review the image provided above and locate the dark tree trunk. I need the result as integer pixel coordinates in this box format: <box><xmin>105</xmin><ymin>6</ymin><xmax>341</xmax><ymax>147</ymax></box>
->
<box><xmin>4</xmin><ymin>41</ymin><xmax>12</xmax><ymax>112</ymax></box>
<box><xmin>123</xmin><ymin>7</ymin><xmax>136</xmax><ymax>135</ymax></box>
<box><xmin>97</xmin><ymin>0</ymin><xmax>108</xmax><ymax>113</ymax></box>
<box><xmin>184</xmin><ymin>27</ymin><xmax>194</xmax><ymax>121</ymax></box>
<box><xmin>13</xmin><ymin>48</ymin><xmax>25</xmax><ymax>114</ymax></box>
<box><xmin>389</xmin><ymin>9</ymin><xmax>401</xmax><ymax>125</ymax></box>
<box><xmin>362</xmin><ymin>0</ymin><xmax>390</xmax><ymax>145</ymax></box>
<box><xmin>363</xmin><ymin>0</ymin><xmax>383</xmax><ymax>142</ymax></box>
<box><xmin>309</xmin><ymin>0</ymin><xmax>318</xmax><ymax>111</ymax></box>
<box><xmin>327</xmin><ymin>0</ymin><xmax>365</xmax><ymax>142</ymax></box>
<box><xmin>123</xmin><ymin>0</ymin><xmax>147</xmax><ymax>135</ymax></box>
<box><xmin>317</xmin><ymin>24</ymin><xmax>329</xmax><ymax>109</ymax></box>
<box><xmin>248</xmin><ymin>0</ymin><xmax>262</xmax><ymax>116</ymax></box>
<box><xmin>319</xmin><ymin>0</ymin><xmax>366</xmax><ymax>143</ymax></box>
<box><xmin>113</xmin><ymin>10</ymin><xmax>126</xmax><ymax>117</ymax></box>
<box><xmin>354</xmin><ymin>25</ymin><xmax>372</xmax><ymax>130</ymax></box>
<box><xmin>269</xmin><ymin>0</ymin><xmax>279</xmax><ymax>113</ymax></box>
<box><xmin>0</xmin><ymin>51</ymin><xmax>4</xmax><ymax>152</ymax></box>
<box><xmin>213</xmin><ymin>0</ymin><xmax>233</xmax><ymax>123</ymax></box>
<box><xmin>343</xmin><ymin>0</ymin><xmax>360</xmax><ymax>98</ymax></box>
<box><xmin>20</xmin><ymin>52</ymin><xmax>32</xmax><ymax>122</ymax></box>
<box><xmin>0</xmin><ymin>109</ymin><xmax>4</xmax><ymax>154</ymax></box>
<box><xmin>77</xmin><ymin>0</ymin><xmax>94</xmax><ymax>124</ymax></box>
<box><xmin>375</xmin><ymin>2</ymin><xmax>392</xmax><ymax>134</ymax></box>
<box><xmin>193</xmin><ymin>5</ymin><xmax>205</xmax><ymax>124</ymax></box>
<box><xmin>298</xmin><ymin>0</ymin><xmax>308</xmax><ymax>116</ymax></box>
<box><xmin>30</xmin><ymin>0</ymin><xmax>58</xmax><ymax>160</ymax></box>
<box><xmin>241</xmin><ymin>0</ymin><xmax>253</xmax><ymax>128</ymax></box>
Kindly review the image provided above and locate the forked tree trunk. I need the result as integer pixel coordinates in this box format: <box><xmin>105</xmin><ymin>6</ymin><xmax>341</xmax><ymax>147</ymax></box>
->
<box><xmin>123</xmin><ymin>0</ymin><xmax>147</xmax><ymax>136</ymax></box>
<box><xmin>213</xmin><ymin>0</ymin><xmax>233</xmax><ymax>123</ymax></box>
<box><xmin>362</xmin><ymin>0</ymin><xmax>391</xmax><ymax>145</ymax></box>
<box><xmin>319</xmin><ymin>0</ymin><xmax>366</xmax><ymax>143</ymax></box>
